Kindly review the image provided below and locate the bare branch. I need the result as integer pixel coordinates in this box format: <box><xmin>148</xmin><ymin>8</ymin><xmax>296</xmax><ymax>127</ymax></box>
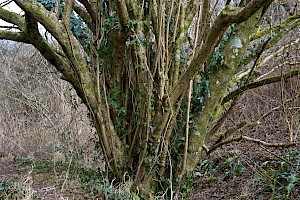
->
<box><xmin>242</xmin><ymin>136</ymin><xmax>296</xmax><ymax>148</ymax></box>
<box><xmin>73</xmin><ymin>1</ymin><xmax>95</xmax><ymax>33</ymax></box>
<box><xmin>63</xmin><ymin>0</ymin><xmax>73</xmax><ymax>28</ymax></box>
<box><xmin>213</xmin><ymin>120</ymin><xmax>259</xmax><ymax>144</ymax></box>
<box><xmin>115</xmin><ymin>0</ymin><xmax>130</xmax><ymax>30</ymax></box>
<box><xmin>0</xmin><ymin>25</ymin><xmax>20</xmax><ymax>29</ymax></box>
<box><xmin>13</xmin><ymin>0</ymin><xmax>67</xmax><ymax>44</ymax></box>
<box><xmin>0</xmin><ymin>6</ymin><xmax>25</xmax><ymax>31</ymax></box>
<box><xmin>0</xmin><ymin>0</ymin><xmax>13</xmax><ymax>7</ymax></box>
<box><xmin>207</xmin><ymin>135</ymin><xmax>296</xmax><ymax>154</ymax></box>
<box><xmin>259</xmin><ymin>145</ymin><xmax>294</xmax><ymax>166</ymax></box>
<box><xmin>13</xmin><ymin>0</ymin><xmax>91</xmax><ymax>78</ymax></box>
<box><xmin>0</xmin><ymin>30</ymin><xmax>27</xmax><ymax>42</ymax></box>
<box><xmin>77</xmin><ymin>0</ymin><xmax>96</xmax><ymax>29</ymax></box>
<box><xmin>180</xmin><ymin>80</ymin><xmax>193</xmax><ymax>179</ymax></box>
<box><xmin>222</xmin><ymin>68</ymin><xmax>300</xmax><ymax>104</ymax></box>
<box><xmin>256</xmin><ymin>39</ymin><xmax>300</xmax><ymax>70</ymax></box>
<box><xmin>250</xmin><ymin>13</ymin><xmax>300</xmax><ymax>41</ymax></box>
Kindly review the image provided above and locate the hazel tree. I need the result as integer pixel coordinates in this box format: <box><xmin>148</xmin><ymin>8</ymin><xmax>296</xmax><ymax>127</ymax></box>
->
<box><xmin>0</xmin><ymin>0</ymin><xmax>299</xmax><ymax>196</ymax></box>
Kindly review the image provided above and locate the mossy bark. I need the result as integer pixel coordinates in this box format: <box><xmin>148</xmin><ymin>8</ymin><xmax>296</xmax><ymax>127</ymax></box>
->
<box><xmin>186</xmin><ymin>7</ymin><xmax>264</xmax><ymax>171</ymax></box>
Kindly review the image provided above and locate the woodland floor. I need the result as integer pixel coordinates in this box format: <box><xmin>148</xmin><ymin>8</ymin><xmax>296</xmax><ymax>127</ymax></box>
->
<box><xmin>189</xmin><ymin>143</ymin><xmax>300</xmax><ymax>200</ymax></box>
<box><xmin>0</xmin><ymin>139</ymin><xmax>299</xmax><ymax>199</ymax></box>
<box><xmin>0</xmin><ymin>152</ymin><xmax>68</xmax><ymax>199</ymax></box>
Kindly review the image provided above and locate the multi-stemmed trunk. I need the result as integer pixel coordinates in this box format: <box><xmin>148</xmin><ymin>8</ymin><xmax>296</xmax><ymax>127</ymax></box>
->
<box><xmin>1</xmin><ymin>0</ymin><xmax>299</xmax><ymax>196</ymax></box>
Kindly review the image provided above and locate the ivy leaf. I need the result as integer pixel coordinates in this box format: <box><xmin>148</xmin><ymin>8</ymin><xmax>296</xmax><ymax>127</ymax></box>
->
<box><xmin>38</xmin><ymin>0</ymin><xmax>56</xmax><ymax>10</ymax></box>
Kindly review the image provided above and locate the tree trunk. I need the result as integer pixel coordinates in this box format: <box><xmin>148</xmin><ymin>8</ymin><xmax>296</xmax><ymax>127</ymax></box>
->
<box><xmin>1</xmin><ymin>0</ymin><xmax>299</xmax><ymax>197</ymax></box>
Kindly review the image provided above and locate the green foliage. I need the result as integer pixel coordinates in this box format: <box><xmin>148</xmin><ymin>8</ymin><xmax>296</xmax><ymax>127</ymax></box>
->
<box><xmin>177</xmin><ymin>172</ymin><xmax>195</xmax><ymax>199</ymax></box>
<box><xmin>11</xmin><ymin>155</ymin><xmax>138</xmax><ymax>199</ymax></box>
<box><xmin>191</xmin><ymin>71</ymin><xmax>210</xmax><ymax>112</ymax></box>
<box><xmin>190</xmin><ymin>25</ymin><xmax>237</xmax><ymax>114</ymax></box>
<box><xmin>38</xmin><ymin>0</ymin><xmax>90</xmax><ymax>47</ymax></box>
<box><xmin>126</xmin><ymin>20</ymin><xmax>151</xmax><ymax>48</ymax></box>
<box><xmin>256</xmin><ymin>149</ymin><xmax>300</xmax><ymax>199</ymax></box>
<box><xmin>195</xmin><ymin>149</ymin><xmax>300</xmax><ymax>199</ymax></box>
<box><xmin>0</xmin><ymin>180</ymin><xmax>19</xmax><ymax>199</ymax></box>
<box><xmin>239</xmin><ymin>38</ymin><xmax>267</xmax><ymax>68</ymax></box>
<box><xmin>68</xmin><ymin>166</ymin><xmax>139</xmax><ymax>199</ymax></box>
<box><xmin>13</xmin><ymin>156</ymin><xmax>33</xmax><ymax>167</ymax></box>
<box><xmin>195</xmin><ymin>152</ymin><xmax>245</xmax><ymax>181</ymax></box>
<box><xmin>98</xmin><ymin>40</ymin><xmax>113</xmax><ymax>59</ymax></box>
<box><xmin>209</xmin><ymin>24</ymin><xmax>236</xmax><ymax>69</ymax></box>
<box><xmin>221</xmin><ymin>156</ymin><xmax>245</xmax><ymax>181</ymax></box>
<box><xmin>38</xmin><ymin>0</ymin><xmax>56</xmax><ymax>11</ymax></box>
<box><xmin>0</xmin><ymin>180</ymin><xmax>38</xmax><ymax>200</ymax></box>
<box><xmin>70</xmin><ymin>13</ymin><xmax>90</xmax><ymax>47</ymax></box>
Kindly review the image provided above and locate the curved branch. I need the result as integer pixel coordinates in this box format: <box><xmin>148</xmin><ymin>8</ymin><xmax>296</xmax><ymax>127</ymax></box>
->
<box><xmin>24</xmin><ymin>14</ymin><xmax>88</xmax><ymax>106</ymax></box>
<box><xmin>207</xmin><ymin>135</ymin><xmax>296</xmax><ymax>154</ymax></box>
<box><xmin>222</xmin><ymin>68</ymin><xmax>300</xmax><ymax>104</ymax></box>
<box><xmin>63</xmin><ymin>0</ymin><xmax>73</xmax><ymax>28</ymax></box>
<box><xmin>0</xmin><ymin>6</ymin><xmax>25</xmax><ymax>31</ymax></box>
<box><xmin>77</xmin><ymin>0</ymin><xmax>96</xmax><ymax>29</ymax></box>
<box><xmin>256</xmin><ymin>39</ymin><xmax>300</xmax><ymax>70</ymax></box>
<box><xmin>73</xmin><ymin>1</ymin><xmax>95</xmax><ymax>33</ymax></box>
<box><xmin>13</xmin><ymin>0</ymin><xmax>69</xmax><ymax>46</ymax></box>
<box><xmin>24</xmin><ymin>14</ymin><xmax>70</xmax><ymax>77</ymax></box>
<box><xmin>14</xmin><ymin>0</ymin><xmax>90</xmax><ymax>77</ymax></box>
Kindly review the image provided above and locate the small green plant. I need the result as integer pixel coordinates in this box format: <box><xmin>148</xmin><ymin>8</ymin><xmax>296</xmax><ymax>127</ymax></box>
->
<box><xmin>0</xmin><ymin>179</ymin><xmax>39</xmax><ymax>200</ymax></box>
<box><xmin>13</xmin><ymin>156</ymin><xmax>33</xmax><ymax>167</ymax></box>
<box><xmin>255</xmin><ymin>149</ymin><xmax>300</xmax><ymax>199</ymax></box>
<box><xmin>221</xmin><ymin>156</ymin><xmax>245</xmax><ymax>181</ymax></box>
<box><xmin>177</xmin><ymin>172</ymin><xmax>195</xmax><ymax>199</ymax></box>
<box><xmin>196</xmin><ymin>153</ymin><xmax>245</xmax><ymax>181</ymax></box>
<box><xmin>0</xmin><ymin>180</ymin><xmax>19</xmax><ymax>199</ymax></box>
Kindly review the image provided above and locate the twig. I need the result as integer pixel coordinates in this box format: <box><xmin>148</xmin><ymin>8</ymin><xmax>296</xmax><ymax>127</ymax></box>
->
<box><xmin>179</xmin><ymin>79</ymin><xmax>193</xmax><ymax>179</ymax></box>
<box><xmin>212</xmin><ymin>121</ymin><xmax>259</xmax><ymax>146</ymax></box>
<box><xmin>0</xmin><ymin>0</ymin><xmax>13</xmax><ymax>7</ymax></box>
<box><xmin>61</xmin><ymin>156</ymin><xmax>72</xmax><ymax>192</ymax></box>
<box><xmin>0</xmin><ymin>132</ymin><xmax>30</xmax><ymax>156</ymax></box>
<box><xmin>0</xmin><ymin>25</ymin><xmax>20</xmax><ymax>29</ymax></box>
<box><xmin>208</xmin><ymin>135</ymin><xmax>296</xmax><ymax>154</ymax></box>
<box><xmin>259</xmin><ymin>145</ymin><xmax>294</xmax><ymax>166</ymax></box>
<box><xmin>207</xmin><ymin>96</ymin><xmax>240</xmax><ymax>139</ymax></box>
<box><xmin>245</xmin><ymin>37</ymin><xmax>271</xmax><ymax>84</ymax></box>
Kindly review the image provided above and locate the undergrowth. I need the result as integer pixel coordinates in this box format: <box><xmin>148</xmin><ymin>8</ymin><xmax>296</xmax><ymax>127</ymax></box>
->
<box><xmin>0</xmin><ymin>175</ymin><xmax>37</xmax><ymax>200</ymax></box>
<box><xmin>196</xmin><ymin>151</ymin><xmax>245</xmax><ymax>182</ymax></box>
<box><xmin>195</xmin><ymin>148</ymin><xmax>300</xmax><ymax>199</ymax></box>
<box><xmin>255</xmin><ymin>149</ymin><xmax>300</xmax><ymax>199</ymax></box>
<box><xmin>2</xmin><ymin>155</ymin><xmax>140</xmax><ymax>199</ymax></box>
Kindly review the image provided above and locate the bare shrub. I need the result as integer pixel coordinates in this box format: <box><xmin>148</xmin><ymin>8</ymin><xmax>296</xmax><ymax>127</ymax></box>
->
<box><xmin>0</xmin><ymin>41</ymin><xmax>104</xmax><ymax>170</ymax></box>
